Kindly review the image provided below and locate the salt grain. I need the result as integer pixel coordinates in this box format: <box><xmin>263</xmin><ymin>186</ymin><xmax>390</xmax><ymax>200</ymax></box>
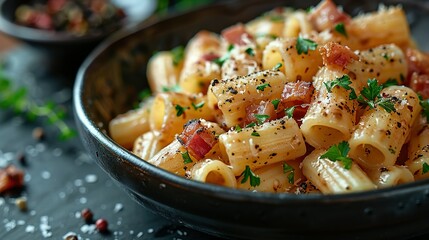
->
<box><xmin>52</xmin><ymin>148</ymin><xmax>63</xmax><ymax>157</ymax></box>
<box><xmin>136</xmin><ymin>232</ymin><xmax>144</xmax><ymax>238</ymax></box>
<box><xmin>114</xmin><ymin>203</ymin><xmax>123</xmax><ymax>213</ymax></box>
<box><xmin>41</xmin><ymin>171</ymin><xmax>51</xmax><ymax>179</ymax></box>
<box><xmin>80</xmin><ymin>224</ymin><xmax>97</xmax><ymax>234</ymax></box>
<box><xmin>59</xmin><ymin>192</ymin><xmax>66</xmax><ymax>199</ymax></box>
<box><xmin>84</xmin><ymin>174</ymin><xmax>98</xmax><ymax>183</ymax></box>
<box><xmin>147</xmin><ymin>228</ymin><xmax>154</xmax><ymax>234</ymax></box>
<box><xmin>25</xmin><ymin>225</ymin><xmax>35</xmax><ymax>233</ymax></box>
<box><xmin>40</xmin><ymin>216</ymin><xmax>52</xmax><ymax>238</ymax></box>
<box><xmin>5</xmin><ymin>219</ymin><xmax>16</xmax><ymax>231</ymax></box>
<box><xmin>79</xmin><ymin>197</ymin><xmax>87</xmax><ymax>204</ymax></box>
<box><xmin>74</xmin><ymin>179</ymin><xmax>83</xmax><ymax>187</ymax></box>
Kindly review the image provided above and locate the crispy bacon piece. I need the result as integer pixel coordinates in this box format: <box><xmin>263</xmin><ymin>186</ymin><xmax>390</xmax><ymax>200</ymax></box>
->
<box><xmin>177</xmin><ymin>120</ymin><xmax>217</xmax><ymax>160</ymax></box>
<box><xmin>201</xmin><ymin>53</ymin><xmax>221</xmax><ymax>62</ymax></box>
<box><xmin>244</xmin><ymin>101</ymin><xmax>277</xmax><ymax>125</ymax></box>
<box><xmin>221</xmin><ymin>23</ymin><xmax>253</xmax><ymax>46</ymax></box>
<box><xmin>406</xmin><ymin>48</ymin><xmax>429</xmax><ymax>98</ymax></box>
<box><xmin>281</xmin><ymin>81</ymin><xmax>315</xmax><ymax>123</ymax></box>
<box><xmin>320</xmin><ymin>42</ymin><xmax>358</xmax><ymax>70</ymax></box>
<box><xmin>308</xmin><ymin>0</ymin><xmax>351</xmax><ymax>32</ymax></box>
<box><xmin>0</xmin><ymin>165</ymin><xmax>25</xmax><ymax>194</ymax></box>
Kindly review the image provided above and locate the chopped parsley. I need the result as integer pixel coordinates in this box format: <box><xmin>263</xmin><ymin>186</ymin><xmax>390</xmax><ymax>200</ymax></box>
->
<box><xmin>235</xmin><ymin>125</ymin><xmax>242</xmax><ymax>132</ymax></box>
<box><xmin>323</xmin><ymin>75</ymin><xmax>357</xmax><ymax>100</ymax></box>
<box><xmin>357</xmin><ymin>79</ymin><xmax>396</xmax><ymax>113</ymax></box>
<box><xmin>213</xmin><ymin>44</ymin><xmax>234</xmax><ymax>66</ymax></box>
<box><xmin>191</xmin><ymin>101</ymin><xmax>205</xmax><ymax>110</ymax></box>
<box><xmin>171</xmin><ymin>46</ymin><xmax>185</xmax><ymax>66</ymax></box>
<box><xmin>383</xmin><ymin>53</ymin><xmax>390</xmax><ymax>61</ymax></box>
<box><xmin>296</xmin><ymin>36</ymin><xmax>318</xmax><ymax>55</ymax></box>
<box><xmin>271</xmin><ymin>99</ymin><xmax>280</xmax><ymax>110</ymax></box>
<box><xmin>181</xmin><ymin>151</ymin><xmax>193</xmax><ymax>164</ymax></box>
<box><xmin>241</xmin><ymin>165</ymin><xmax>260</xmax><ymax>187</ymax></box>
<box><xmin>256</xmin><ymin>83</ymin><xmax>271</xmax><ymax>91</ymax></box>
<box><xmin>251</xmin><ymin>131</ymin><xmax>260</xmax><ymax>137</ymax></box>
<box><xmin>138</xmin><ymin>89</ymin><xmax>151</xmax><ymax>101</ymax></box>
<box><xmin>246</xmin><ymin>122</ymin><xmax>256</xmax><ymax>128</ymax></box>
<box><xmin>334</xmin><ymin>23</ymin><xmax>348</xmax><ymax>38</ymax></box>
<box><xmin>419</xmin><ymin>95</ymin><xmax>429</xmax><ymax>122</ymax></box>
<box><xmin>269</xmin><ymin>15</ymin><xmax>284</xmax><ymax>22</ymax></box>
<box><xmin>283</xmin><ymin>162</ymin><xmax>295</xmax><ymax>184</ymax></box>
<box><xmin>381</xmin><ymin>78</ymin><xmax>399</xmax><ymax>89</ymax></box>
<box><xmin>320</xmin><ymin>141</ymin><xmax>353</xmax><ymax>170</ymax></box>
<box><xmin>285</xmin><ymin>106</ymin><xmax>295</xmax><ymax>118</ymax></box>
<box><xmin>245</xmin><ymin>47</ymin><xmax>255</xmax><ymax>56</ymax></box>
<box><xmin>175</xmin><ymin>104</ymin><xmax>189</xmax><ymax>117</ymax></box>
<box><xmin>423</xmin><ymin>162</ymin><xmax>429</xmax><ymax>174</ymax></box>
<box><xmin>254</xmin><ymin>114</ymin><xmax>270</xmax><ymax>125</ymax></box>
<box><xmin>162</xmin><ymin>85</ymin><xmax>181</xmax><ymax>92</ymax></box>
<box><xmin>273</xmin><ymin>63</ymin><xmax>283</xmax><ymax>71</ymax></box>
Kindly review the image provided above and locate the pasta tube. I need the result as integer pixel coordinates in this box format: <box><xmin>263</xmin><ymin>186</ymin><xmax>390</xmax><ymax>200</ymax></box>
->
<box><xmin>147</xmin><ymin>51</ymin><xmax>183</xmax><ymax>94</ymax></box>
<box><xmin>302</xmin><ymin>149</ymin><xmax>376</xmax><ymax>194</ymax></box>
<box><xmin>133</xmin><ymin>131</ymin><xmax>166</xmax><ymax>161</ymax></box>
<box><xmin>262</xmin><ymin>38</ymin><xmax>323</xmax><ymax>82</ymax></box>
<box><xmin>366</xmin><ymin>166</ymin><xmax>414</xmax><ymax>188</ymax></box>
<box><xmin>209</xmin><ymin>70</ymin><xmax>286</xmax><ymax>128</ymax></box>
<box><xmin>349</xmin><ymin>86</ymin><xmax>422</xmax><ymax>169</ymax></box>
<box><xmin>406</xmin><ymin>116</ymin><xmax>429</xmax><ymax>180</ymax></box>
<box><xmin>179</xmin><ymin>31</ymin><xmax>222</xmax><ymax>94</ymax></box>
<box><xmin>219</xmin><ymin>117</ymin><xmax>306</xmax><ymax>176</ymax></box>
<box><xmin>190</xmin><ymin>159</ymin><xmax>237</xmax><ymax>188</ymax></box>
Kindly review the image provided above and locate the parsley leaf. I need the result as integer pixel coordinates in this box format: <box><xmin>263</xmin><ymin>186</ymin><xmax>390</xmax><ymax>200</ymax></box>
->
<box><xmin>334</xmin><ymin>22</ymin><xmax>348</xmax><ymax>38</ymax></box>
<box><xmin>296</xmin><ymin>36</ymin><xmax>318</xmax><ymax>55</ymax></box>
<box><xmin>423</xmin><ymin>162</ymin><xmax>429</xmax><ymax>174</ymax></box>
<box><xmin>285</xmin><ymin>106</ymin><xmax>295</xmax><ymax>118</ymax></box>
<box><xmin>323</xmin><ymin>74</ymin><xmax>357</xmax><ymax>100</ymax></box>
<box><xmin>191</xmin><ymin>101</ymin><xmax>205</xmax><ymax>110</ymax></box>
<box><xmin>254</xmin><ymin>114</ymin><xmax>269</xmax><ymax>125</ymax></box>
<box><xmin>420</xmin><ymin>98</ymin><xmax>429</xmax><ymax>121</ymax></box>
<box><xmin>162</xmin><ymin>85</ymin><xmax>181</xmax><ymax>92</ymax></box>
<box><xmin>320</xmin><ymin>141</ymin><xmax>353</xmax><ymax>170</ymax></box>
<box><xmin>235</xmin><ymin>125</ymin><xmax>242</xmax><ymax>132</ymax></box>
<box><xmin>213</xmin><ymin>45</ymin><xmax>234</xmax><ymax>66</ymax></box>
<box><xmin>357</xmin><ymin>79</ymin><xmax>396</xmax><ymax>113</ymax></box>
<box><xmin>251</xmin><ymin>131</ymin><xmax>260</xmax><ymax>137</ymax></box>
<box><xmin>245</xmin><ymin>48</ymin><xmax>255</xmax><ymax>56</ymax></box>
<box><xmin>246</xmin><ymin>122</ymin><xmax>256</xmax><ymax>128</ymax></box>
<box><xmin>241</xmin><ymin>165</ymin><xmax>260</xmax><ymax>187</ymax></box>
<box><xmin>256</xmin><ymin>83</ymin><xmax>271</xmax><ymax>91</ymax></box>
<box><xmin>271</xmin><ymin>99</ymin><xmax>280</xmax><ymax>110</ymax></box>
<box><xmin>273</xmin><ymin>63</ymin><xmax>283</xmax><ymax>71</ymax></box>
<box><xmin>138</xmin><ymin>89</ymin><xmax>151</xmax><ymax>101</ymax></box>
<box><xmin>283</xmin><ymin>162</ymin><xmax>295</xmax><ymax>184</ymax></box>
<box><xmin>381</xmin><ymin>78</ymin><xmax>399</xmax><ymax>88</ymax></box>
<box><xmin>171</xmin><ymin>46</ymin><xmax>185</xmax><ymax>66</ymax></box>
<box><xmin>181</xmin><ymin>151</ymin><xmax>193</xmax><ymax>164</ymax></box>
<box><xmin>175</xmin><ymin>104</ymin><xmax>188</xmax><ymax>117</ymax></box>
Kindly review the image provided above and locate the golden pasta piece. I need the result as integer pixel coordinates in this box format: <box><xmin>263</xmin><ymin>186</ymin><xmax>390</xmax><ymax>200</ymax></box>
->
<box><xmin>366</xmin><ymin>166</ymin><xmax>414</xmax><ymax>188</ymax></box>
<box><xmin>283</xmin><ymin>11</ymin><xmax>314</xmax><ymax>38</ymax></box>
<box><xmin>262</xmin><ymin>37</ymin><xmax>323</xmax><ymax>82</ymax></box>
<box><xmin>302</xmin><ymin>149</ymin><xmax>376</xmax><ymax>194</ymax></box>
<box><xmin>219</xmin><ymin>117</ymin><xmax>306</xmax><ymax>176</ymax></box>
<box><xmin>190</xmin><ymin>159</ymin><xmax>237</xmax><ymax>188</ymax></box>
<box><xmin>133</xmin><ymin>131</ymin><xmax>167</xmax><ymax>161</ymax></box>
<box><xmin>349</xmin><ymin>86</ymin><xmax>422</xmax><ymax>169</ymax></box>
<box><xmin>406</xmin><ymin>116</ymin><xmax>429</xmax><ymax>180</ymax></box>
<box><xmin>147</xmin><ymin>51</ymin><xmax>183</xmax><ymax>94</ymax></box>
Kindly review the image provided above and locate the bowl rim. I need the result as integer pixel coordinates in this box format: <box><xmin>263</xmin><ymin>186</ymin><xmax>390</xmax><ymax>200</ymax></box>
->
<box><xmin>74</xmin><ymin>0</ymin><xmax>429</xmax><ymax>205</ymax></box>
<box><xmin>0</xmin><ymin>0</ymin><xmax>127</xmax><ymax>44</ymax></box>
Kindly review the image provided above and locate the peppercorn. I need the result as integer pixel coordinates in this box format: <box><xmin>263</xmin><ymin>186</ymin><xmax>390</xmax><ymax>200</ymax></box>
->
<box><xmin>95</xmin><ymin>218</ymin><xmax>108</xmax><ymax>233</ymax></box>
<box><xmin>15</xmin><ymin>197</ymin><xmax>27</xmax><ymax>211</ymax></box>
<box><xmin>16</xmin><ymin>152</ymin><xmax>26</xmax><ymax>166</ymax></box>
<box><xmin>81</xmin><ymin>208</ymin><xmax>93</xmax><ymax>223</ymax></box>
<box><xmin>32</xmin><ymin>127</ymin><xmax>45</xmax><ymax>141</ymax></box>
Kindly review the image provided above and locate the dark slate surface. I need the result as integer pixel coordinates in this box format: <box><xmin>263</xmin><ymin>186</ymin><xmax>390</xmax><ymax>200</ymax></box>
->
<box><xmin>0</xmin><ymin>45</ymin><xmax>220</xmax><ymax>240</ymax></box>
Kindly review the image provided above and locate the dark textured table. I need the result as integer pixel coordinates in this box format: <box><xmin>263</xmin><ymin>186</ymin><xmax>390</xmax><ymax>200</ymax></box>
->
<box><xmin>0</xmin><ymin>44</ymin><xmax>220</xmax><ymax>240</ymax></box>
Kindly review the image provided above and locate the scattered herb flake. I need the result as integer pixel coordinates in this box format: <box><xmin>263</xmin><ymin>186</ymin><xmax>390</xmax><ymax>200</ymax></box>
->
<box><xmin>256</xmin><ymin>83</ymin><xmax>271</xmax><ymax>91</ymax></box>
<box><xmin>423</xmin><ymin>162</ymin><xmax>429</xmax><ymax>174</ymax></box>
<box><xmin>296</xmin><ymin>36</ymin><xmax>318</xmax><ymax>55</ymax></box>
<box><xmin>251</xmin><ymin>131</ymin><xmax>260</xmax><ymax>137</ymax></box>
<box><xmin>320</xmin><ymin>141</ymin><xmax>353</xmax><ymax>170</ymax></box>
<box><xmin>270</xmin><ymin>15</ymin><xmax>284</xmax><ymax>22</ymax></box>
<box><xmin>245</xmin><ymin>48</ymin><xmax>255</xmax><ymax>56</ymax></box>
<box><xmin>254</xmin><ymin>114</ymin><xmax>270</xmax><ymax>125</ymax></box>
<box><xmin>191</xmin><ymin>101</ymin><xmax>205</xmax><ymax>110</ymax></box>
<box><xmin>323</xmin><ymin>74</ymin><xmax>357</xmax><ymax>100</ymax></box>
<box><xmin>273</xmin><ymin>63</ymin><xmax>283</xmax><ymax>71</ymax></box>
<box><xmin>182</xmin><ymin>151</ymin><xmax>193</xmax><ymax>164</ymax></box>
<box><xmin>162</xmin><ymin>85</ymin><xmax>181</xmax><ymax>92</ymax></box>
<box><xmin>283</xmin><ymin>162</ymin><xmax>294</xmax><ymax>184</ymax></box>
<box><xmin>285</xmin><ymin>106</ymin><xmax>295</xmax><ymax>119</ymax></box>
<box><xmin>357</xmin><ymin>79</ymin><xmax>396</xmax><ymax>113</ymax></box>
<box><xmin>271</xmin><ymin>99</ymin><xmax>280</xmax><ymax>110</ymax></box>
<box><xmin>382</xmin><ymin>53</ymin><xmax>389</xmax><ymax>61</ymax></box>
<box><xmin>420</xmin><ymin>98</ymin><xmax>429</xmax><ymax>121</ymax></box>
<box><xmin>171</xmin><ymin>46</ymin><xmax>185</xmax><ymax>66</ymax></box>
<box><xmin>334</xmin><ymin>22</ymin><xmax>348</xmax><ymax>38</ymax></box>
<box><xmin>138</xmin><ymin>89</ymin><xmax>151</xmax><ymax>101</ymax></box>
<box><xmin>246</xmin><ymin>122</ymin><xmax>256</xmax><ymax>128</ymax></box>
<box><xmin>241</xmin><ymin>165</ymin><xmax>260</xmax><ymax>187</ymax></box>
<box><xmin>381</xmin><ymin>78</ymin><xmax>399</xmax><ymax>88</ymax></box>
<box><xmin>235</xmin><ymin>125</ymin><xmax>242</xmax><ymax>132</ymax></box>
<box><xmin>213</xmin><ymin>45</ymin><xmax>234</xmax><ymax>66</ymax></box>
<box><xmin>175</xmin><ymin>104</ymin><xmax>188</xmax><ymax>117</ymax></box>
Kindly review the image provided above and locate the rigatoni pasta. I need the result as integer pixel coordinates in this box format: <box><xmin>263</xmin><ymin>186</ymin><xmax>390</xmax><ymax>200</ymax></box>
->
<box><xmin>109</xmin><ymin>0</ymin><xmax>429</xmax><ymax>195</ymax></box>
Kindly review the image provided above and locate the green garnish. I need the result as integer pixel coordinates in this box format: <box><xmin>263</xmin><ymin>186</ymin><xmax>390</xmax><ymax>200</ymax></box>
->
<box><xmin>381</xmin><ymin>78</ymin><xmax>399</xmax><ymax>88</ymax></box>
<box><xmin>269</xmin><ymin>15</ymin><xmax>284</xmax><ymax>22</ymax></box>
<box><xmin>320</xmin><ymin>141</ymin><xmax>353</xmax><ymax>170</ymax></box>
<box><xmin>191</xmin><ymin>101</ymin><xmax>205</xmax><ymax>110</ymax></box>
<box><xmin>251</xmin><ymin>131</ymin><xmax>260</xmax><ymax>137</ymax></box>
<box><xmin>334</xmin><ymin>23</ymin><xmax>348</xmax><ymax>38</ymax></box>
<box><xmin>296</xmin><ymin>36</ymin><xmax>318</xmax><ymax>55</ymax></box>
<box><xmin>241</xmin><ymin>165</ymin><xmax>260</xmax><ymax>187</ymax></box>
<box><xmin>256</xmin><ymin>83</ymin><xmax>271</xmax><ymax>91</ymax></box>
<box><xmin>273</xmin><ymin>63</ymin><xmax>283</xmax><ymax>71</ymax></box>
<box><xmin>162</xmin><ymin>85</ymin><xmax>181</xmax><ymax>92</ymax></box>
<box><xmin>423</xmin><ymin>162</ymin><xmax>429</xmax><ymax>174</ymax></box>
<box><xmin>254</xmin><ymin>114</ymin><xmax>270</xmax><ymax>125</ymax></box>
<box><xmin>175</xmin><ymin>104</ymin><xmax>188</xmax><ymax>117</ymax></box>
<box><xmin>235</xmin><ymin>125</ymin><xmax>242</xmax><ymax>132</ymax></box>
<box><xmin>182</xmin><ymin>151</ymin><xmax>193</xmax><ymax>164</ymax></box>
<box><xmin>171</xmin><ymin>45</ymin><xmax>185</xmax><ymax>66</ymax></box>
<box><xmin>271</xmin><ymin>99</ymin><xmax>280</xmax><ymax>110</ymax></box>
<box><xmin>323</xmin><ymin>75</ymin><xmax>357</xmax><ymax>100</ymax></box>
<box><xmin>420</xmin><ymin>97</ymin><xmax>429</xmax><ymax>121</ymax></box>
<box><xmin>246</xmin><ymin>122</ymin><xmax>256</xmax><ymax>128</ymax></box>
<box><xmin>245</xmin><ymin>47</ymin><xmax>255</xmax><ymax>57</ymax></box>
<box><xmin>285</xmin><ymin>106</ymin><xmax>295</xmax><ymax>118</ymax></box>
<box><xmin>383</xmin><ymin>53</ymin><xmax>389</xmax><ymax>61</ymax></box>
<box><xmin>0</xmin><ymin>69</ymin><xmax>75</xmax><ymax>140</ymax></box>
<box><xmin>213</xmin><ymin>44</ymin><xmax>234</xmax><ymax>66</ymax></box>
<box><xmin>357</xmin><ymin>79</ymin><xmax>396</xmax><ymax>113</ymax></box>
<box><xmin>138</xmin><ymin>89</ymin><xmax>151</xmax><ymax>101</ymax></box>
<box><xmin>283</xmin><ymin>162</ymin><xmax>295</xmax><ymax>184</ymax></box>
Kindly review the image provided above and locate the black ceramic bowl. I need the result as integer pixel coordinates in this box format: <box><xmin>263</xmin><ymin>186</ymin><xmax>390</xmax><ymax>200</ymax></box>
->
<box><xmin>0</xmin><ymin>0</ymin><xmax>156</xmax><ymax>59</ymax></box>
<box><xmin>74</xmin><ymin>0</ymin><xmax>429</xmax><ymax>239</ymax></box>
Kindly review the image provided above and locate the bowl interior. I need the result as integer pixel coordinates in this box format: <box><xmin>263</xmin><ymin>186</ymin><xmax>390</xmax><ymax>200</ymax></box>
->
<box><xmin>74</xmin><ymin>0</ymin><xmax>429</xmax><ymax>239</ymax></box>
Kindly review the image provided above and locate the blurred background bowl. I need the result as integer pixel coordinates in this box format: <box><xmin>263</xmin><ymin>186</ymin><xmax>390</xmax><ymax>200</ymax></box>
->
<box><xmin>74</xmin><ymin>0</ymin><xmax>429</xmax><ymax>239</ymax></box>
<box><xmin>0</xmin><ymin>0</ymin><xmax>156</xmax><ymax>68</ymax></box>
